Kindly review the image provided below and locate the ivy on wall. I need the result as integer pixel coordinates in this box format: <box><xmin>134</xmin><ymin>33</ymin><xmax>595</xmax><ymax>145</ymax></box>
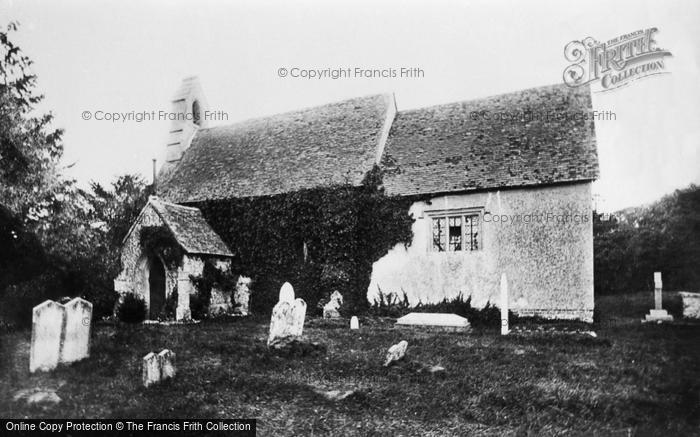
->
<box><xmin>139</xmin><ymin>226</ymin><xmax>185</xmax><ymax>269</ymax></box>
<box><xmin>188</xmin><ymin>167</ymin><xmax>417</xmax><ymax>315</ymax></box>
<box><xmin>189</xmin><ymin>260</ymin><xmax>238</xmax><ymax>319</ymax></box>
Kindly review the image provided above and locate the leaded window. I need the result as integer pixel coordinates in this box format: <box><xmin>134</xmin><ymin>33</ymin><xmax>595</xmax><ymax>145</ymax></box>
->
<box><xmin>431</xmin><ymin>212</ymin><xmax>481</xmax><ymax>252</ymax></box>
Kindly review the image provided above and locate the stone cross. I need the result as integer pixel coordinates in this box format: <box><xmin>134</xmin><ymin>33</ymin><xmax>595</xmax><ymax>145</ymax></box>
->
<box><xmin>654</xmin><ymin>271</ymin><xmax>663</xmax><ymax>310</ymax></box>
<box><xmin>350</xmin><ymin>316</ymin><xmax>359</xmax><ymax>330</ymax></box>
<box><xmin>61</xmin><ymin>298</ymin><xmax>92</xmax><ymax>364</ymax></box>
<box><xmin>30</xmin><ymin>300</ymin><xmax>66</xmax><ymax>373</ymax></box>
<box><xmin>644</xmin><ymin>272</ymin><xmax>674</xmax><ymax>322</ymax></box>
<box><xmin>142</xmin><ymin>352</ymin><xmax>161</xmax><ymax>387</ymax></box>
<box><xmin>500</xmin><ymin>273</ymin><xmax>509</xmax><ymax>335</ymax></box>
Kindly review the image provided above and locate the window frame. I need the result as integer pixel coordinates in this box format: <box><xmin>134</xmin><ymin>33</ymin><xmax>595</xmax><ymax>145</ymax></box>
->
<box><xmin>425</xmin><ymin>207</ymin><xmax>483</xmax><ymax>253</ymax></box>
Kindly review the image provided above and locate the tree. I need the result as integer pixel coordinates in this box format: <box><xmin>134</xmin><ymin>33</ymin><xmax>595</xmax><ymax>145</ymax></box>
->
<box><xmin>0</xmin><ymin>22</ymin><xmax>65</xmax><ymax>225</ymax></box>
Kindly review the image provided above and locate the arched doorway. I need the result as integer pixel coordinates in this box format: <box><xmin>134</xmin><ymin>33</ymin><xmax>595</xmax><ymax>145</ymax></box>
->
<box><xmin>148</xmin><ymin>257</ymin><xmax>166</xmax><ymax>319</ymax></box>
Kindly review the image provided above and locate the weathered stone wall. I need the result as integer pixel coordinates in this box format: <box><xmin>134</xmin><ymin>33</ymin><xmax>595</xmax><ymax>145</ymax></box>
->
<box><xmin>368</xmin><ymin>182</ymin><xmax>594</xmax><ymax>322</ymax></box>
<box><xmin>115</xmin><ymin>204</ymin><xmax>234</xmax><ymax>320</ymax></box>
<box><xmin>114</xmin><ymin>204</ymin><xmax>178</xmax><ymax>316</ymax></box>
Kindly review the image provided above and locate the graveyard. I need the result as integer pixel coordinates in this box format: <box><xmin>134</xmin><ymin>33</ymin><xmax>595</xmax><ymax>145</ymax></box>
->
<box><xmin>1</xmin><ymin>291</ymin><xmax>699</xmax><ymax>436</ymax></box>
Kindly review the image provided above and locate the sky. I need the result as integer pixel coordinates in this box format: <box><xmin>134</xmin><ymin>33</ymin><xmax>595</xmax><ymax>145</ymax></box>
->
<box><xmin>2</xmin><ymin>0</ymin><xmax>699</xmax><ymax>212</ymax></box>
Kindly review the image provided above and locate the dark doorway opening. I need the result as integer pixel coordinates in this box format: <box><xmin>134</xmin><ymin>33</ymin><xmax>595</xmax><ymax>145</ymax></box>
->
<box><xmin>148</xmin><ymin>257</ymin><xmax>166</xmax><ymax>319</ymax></box>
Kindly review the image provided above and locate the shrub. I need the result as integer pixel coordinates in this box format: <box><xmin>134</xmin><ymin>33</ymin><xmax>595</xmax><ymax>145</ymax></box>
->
<box><xmin>368</xmin><ymin>291</ymin><xmax>513</xmax><ymax>328</ymax></box>
<box><xmin>116</xmin><ymin>292</ymin><xmax>146</xmax><ymax>323</ymax></box>
<box><xmin>368</xmin><ymin>288</ymin><xmax>411</xmax><ymax>318</ymax></box>
<box><xmin>414</xmin><ymin>293</ymin><xmax>510</xmax><ymax>328</ymax></box>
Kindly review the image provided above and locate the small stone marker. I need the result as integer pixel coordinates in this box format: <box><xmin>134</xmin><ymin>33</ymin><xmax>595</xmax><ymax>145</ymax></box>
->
<box><xmin>234</xmin><ymin>276</ymin><xmax>252</xmax><ymax>316</ymax></box>
<box><xmin>679</xmin><ymin>292</ymin><xmax>700</xmax><ymax>319</ymax></box>
<box><xmin>290</xmin><ymin>298</ymin><xmax>307</xmax><ymax>337</ymax></box>
<box><xmin>158</xmin><ymin>349</ymin><xmax>177</xmax><ymax>380</ymax></box>
<box><xmin>30</xmin><ymin>301</ymin><xmax>66</xmax><ymax>373</ymax></box>
<box><xmin>143</xmin><ymin>349</ymin><xmax>175</xmax><ymax>387</ymax></box>
<box><xmin>323</xmin><ymin>290</ymin><xmax>343</xmax><ymax>319</ymax></box>
<box><xmin>61</xmin><ymin>298</ymin><xmax>92</xmax><ymax>364</ymax></box>
<box><xmin>142</xmin><ymin>352</ymin><xmax>161</xmax><ymax>387</ymax></box>
<box><xmin>279</xmin><ymin>282</ymin><xmax>295</xmax><ymax>303</ymax></box>
<box><xmin>644</xmin><ymin>272</ymin><xmax>674</xmax><ymax>322</ymax></box>
<box><xmin>384</xmin><ymin>340</ymin><xmax>408</xmax><ymax>367</ymax></box>
<box><xmin>395</xmin><ymin>313</ymin><xmax>470</xmax><ymax>331</ymax></box>
<box><xmin>500</xmin><ymin>273</ymin><xmax>509</xmax><ymax>335</ymax></box>
<box><xmin>350</xmin><ymin>316</ymin><xmax>359</xmax><ymax>330</ymax></box>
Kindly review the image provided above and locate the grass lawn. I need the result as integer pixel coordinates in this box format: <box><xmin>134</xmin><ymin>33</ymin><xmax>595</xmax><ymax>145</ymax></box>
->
<box><xmin>1</xmin><ymin>293</ymin><xmax>699</xmax><ymax>436</ymax></box>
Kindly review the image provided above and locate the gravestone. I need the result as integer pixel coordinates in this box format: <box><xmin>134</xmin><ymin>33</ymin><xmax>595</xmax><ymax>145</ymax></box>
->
<box><xmin>268</xmin><ymin>300</ymin><xmax>293</xmax><ymax>346</ymax></box>
<box><xmin>268</xmin><ymin>298</ymin><xmax>307</xmax><ymax>346</ymax></box>
<box><xmin>395</xmin><ymin>313</ymin><xmax>470</xmax><ymax>331</ymax></box>
<box><xmin>384</xmin><ymin>340</ymin><xmax>408</xmax><ymax>367</ymax></box>
<box><xmin>61</xmin><ymin>298</ymin><xmax>92</xmax><ymax>364</ymax></box>
<box><xmin>350</xmin><ymin>316</ymin><xmax>359</xmax><ymax>330</ymax></box>
<box><xmin>234</xmin><ymin>276</ymin><xmax>252</xmax><ymax>316</ymax></box>
<box><xmin>279</xmin><ymin>282</ymin><xmax>295</xmax><ymax>303</ymax></box>
<box><xmin>679</xmin><ymin>292</ymin><xmax>700</xmax><ymax>319</ymax></box>
<box><xmin>142</xmin><ymin>352</ymin><xmax>161</xmax><ymax>387</ymax></box>
<box><xmin>500</xmin><ymin>273</ymin><xmax>510</xmax><ymax>335</ymax></box>
<box><xmin>30</xmin><ymin>301</ymin><xmax>66</xmax><ymax>373</ymax></box>
<box><xmin>323</xmin><ymin>290</ymin><xmax>343</xmax><ymax>319</ymax></box>
<box><xmin>158</xmin><ymin>349</ymin><xmax>176</xmax><ymax>380</ymax></box>
<box><xmin>644</xmin><ymin>272</ymin><xmax>674</xmax><ymax>322</ymax></box>
<box><xmin>290</xmin><ymin>298</ymin><xmax>307</xmax><ymax>337</ymax></box>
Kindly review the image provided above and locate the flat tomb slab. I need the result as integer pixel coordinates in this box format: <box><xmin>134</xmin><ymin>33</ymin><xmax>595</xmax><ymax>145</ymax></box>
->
<box><xmin>395</xmin><ymin>313</ymin><xmax>470</xmax><ymax>329</ymax></box>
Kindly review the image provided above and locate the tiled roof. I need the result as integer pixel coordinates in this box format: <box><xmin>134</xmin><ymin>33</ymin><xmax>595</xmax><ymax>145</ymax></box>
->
<box><xmin>161</xmin><ymin>94</ymin><xmax>394</xmax><ymax>202</ymax></box>
<box><xmin>381</xmin><ymin>84</ymin><xmax>599</xmax><ymax>196</ymax></box>
<box><xmin>149</xmin><ymin>198</ymin><xmax>232</xmax><ymax>256</ymax></box>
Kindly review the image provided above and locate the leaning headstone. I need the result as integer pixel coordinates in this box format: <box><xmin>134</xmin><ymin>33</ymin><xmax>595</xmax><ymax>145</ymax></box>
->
<box><xmin>500</xmin><ymin>273</ymin><xmax>510</xmax><ymax>335</ymax></box>
<box><xmin>644</xmin><ymin>272</ymin><xmax>674</xmax><ymax>322</ymax></box>
<box><xmin>142</xmin><ymin>352</ymin><xmax>161</xmax><ymax>387</ymax></box>
<box><xmin>384</xmin><ymin>340</ymin><xmax>408</xmax><ymax>367</ymax></box>
<box><xmin>268</xmin><ymin>300</ymin><xmax>293</xmax><ymax>346</ymax></box>
<box><xmin>30</xmin><ymin>301</ymin><xmax>66</xmax><ymax>373</ymax></box>
<box><xmin>290</xmin><ymin>298</ymin><xmax>307</xmax><ymax>337</ymax></box>
<box><xmin>323</xmin><ymin>290</ymin><xmax>343</xmax><ymax>319</ymax></box>
<box><xmin>158</xmin><ymin>349</ymin><xmax>176</xmax><ymax>380</ymax></box>
<box><xmin>279</xmin><ymin>282</ymin><xmax>295</xmax><ymax>303</ymax></box>
<box><xmin>350</xmin><ymin>316</ymin><xmax>359</xmax><ymax>330</ymax></box>
<box><xmin>234</xmin><ymin>276</ymin><xmax>252</xmax><ymax>316</ymax></box>
<box><xmin>61</xmin><ymin>298</ymin><xmax>92</xmax><ymax>364</ymax></box>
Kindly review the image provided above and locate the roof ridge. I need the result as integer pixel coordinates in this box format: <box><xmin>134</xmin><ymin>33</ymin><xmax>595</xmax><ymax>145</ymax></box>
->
<box><xmin>397</xmin><ymin>83</ymin><xmax>584</xmax><ymax>115</ymax></box>
<box><xmin>196</xmin><ymin>92</ymin><xmax>393</xmax><ymax>133</ymax></box>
